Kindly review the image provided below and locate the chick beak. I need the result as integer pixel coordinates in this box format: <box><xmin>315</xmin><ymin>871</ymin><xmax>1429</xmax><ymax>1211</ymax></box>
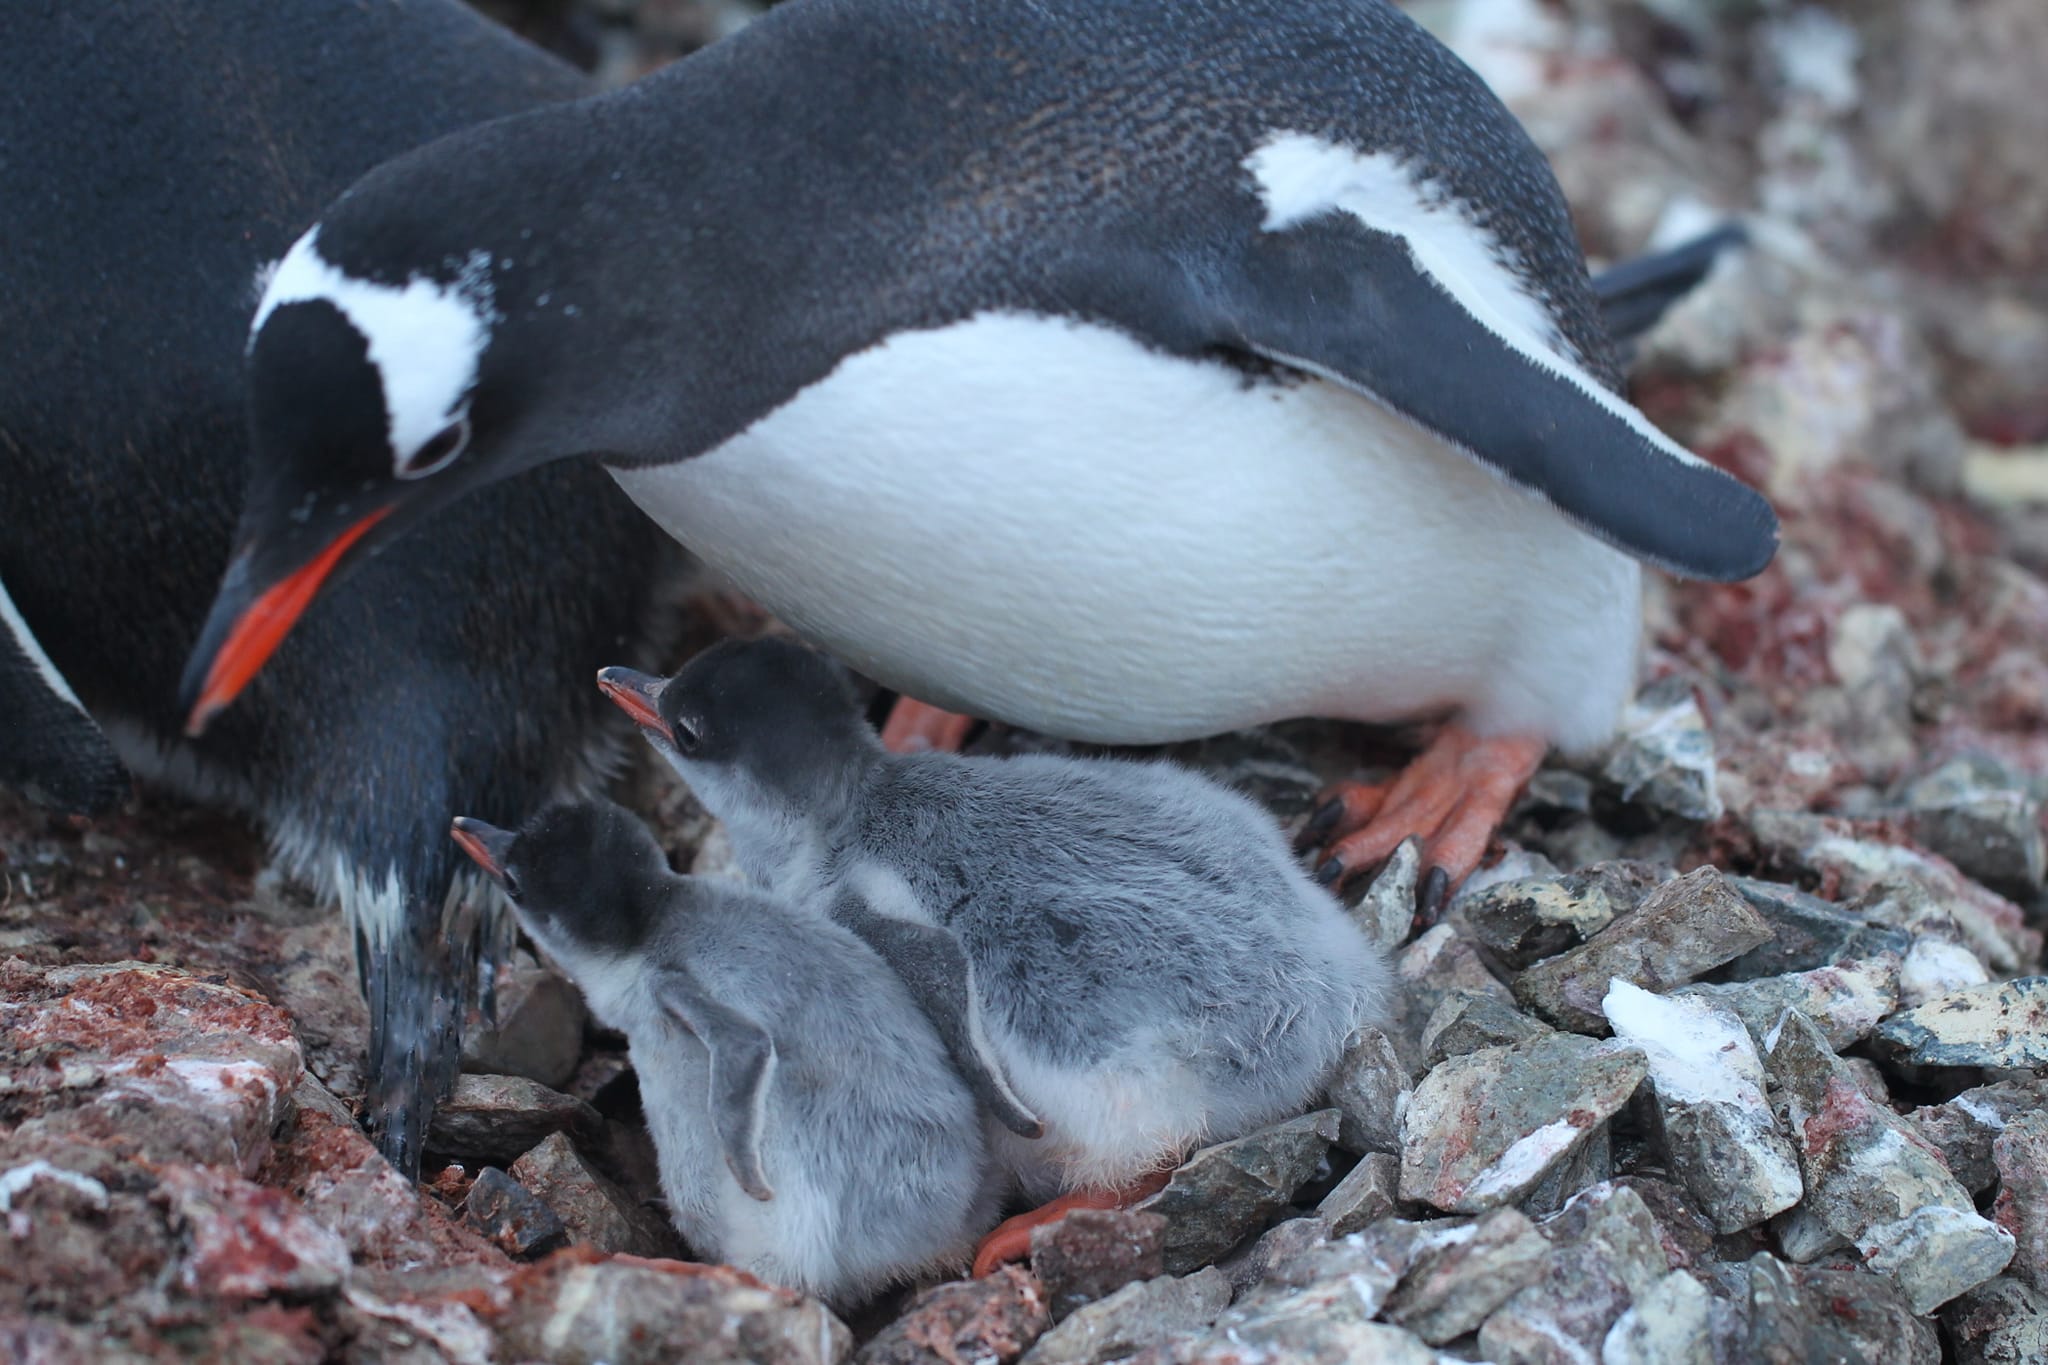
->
<box><xmin>449</xmin><ymin>816</ymin><xmax>517</xmax><ymax>886</ymax></box>
<box><xmin>595</xmin><ymin>666</ymin><xmax>672</xmax><ymax>740</ymax></box>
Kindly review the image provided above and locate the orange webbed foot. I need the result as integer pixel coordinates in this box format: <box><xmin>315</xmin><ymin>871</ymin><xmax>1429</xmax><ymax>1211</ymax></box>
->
<box><xmin>879</xmin><ymin>697</ymin><xmax>977</xmax><ymax>754</ymax></box>
<box><xmin>970</xmin><ymin>1169</ymin><xmax>1173</xmax><ymax>1277</ymax></box>
<box><xmin>1302</xmin><ymin>727</ymin><xmax>1546</xmax><ymax>895</ymax></box>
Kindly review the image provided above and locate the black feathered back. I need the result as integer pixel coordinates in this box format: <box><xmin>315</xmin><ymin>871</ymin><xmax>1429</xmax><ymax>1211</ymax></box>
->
<box><xmin>0</xmin><ymin>0</ymin><xmax>681</xmax><ymax>1173</ymax></box>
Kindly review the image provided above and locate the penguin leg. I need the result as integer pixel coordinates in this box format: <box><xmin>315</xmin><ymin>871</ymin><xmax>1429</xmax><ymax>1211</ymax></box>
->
<box><xmin>359</xmin><ymin>872</ymin><xmax>494</xmax><ymax>1179</ymax></box>
<box><xmin>1304</xmin><ymin>728</ymin><xmax>1546</xmax><ymax>891</ymax></box>
<box><xmin>265</xmin><ymin>701</ymin><xmax>509</xmax><ymax>1180</ymax></box>
<box><xmin>970</xmin><ymin>1169</ymin><xmax>1174</xmax><ymax>1277</ymax></box>
<box><xmin>1291</xmin><ymin>779</ymin><xmax>1388</xmax><ymax>853</ymax></box>
<box><xmin>879</xmin><ymin>697</ymin><xmax>977</xmax><ymax>754</ymax></box>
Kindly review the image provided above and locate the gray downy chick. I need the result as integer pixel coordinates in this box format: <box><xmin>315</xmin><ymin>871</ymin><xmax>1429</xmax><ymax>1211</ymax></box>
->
<box><xmin>450</xmin><ymin>798</ymin><xmax>1000</xmax><ymax>1306</ymax></box>
<box><xmin>598</xmin><ymin>640</ymin><xmax>1394</xmax><ymax>1201</ymax></box>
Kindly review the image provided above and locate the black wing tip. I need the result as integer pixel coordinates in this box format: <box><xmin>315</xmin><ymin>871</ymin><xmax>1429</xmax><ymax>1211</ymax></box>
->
<box><xmin>1597</xmin><ymin>222</ymin><xmax>1749</xmax><ymax>294</ymax></box>
<box><xmin>67</xmin><ymin>759</ymin><xmax>132</xmax><ymax>816</ymax></box>
<box><xmin>22</xmin><ymin>757</ymin><xmax>130</xmax><ymax>817</ymax></box>
<box><xmin>1668</xmin><ymin>474</ymin><xmax>1782</xmax><ymax>584</ymax></box>
<box><xmin>1592</xmin><ymin>222</ymin><xmax>1751</xmax><ymax>350</ymax></box>
<box><xmin>1586</xmin><ymin>439</ymin><xmax>1781</xmax><ymax>584</ymax></box>
<box><xmin>1697</xmin><ymin>531</ymin><xmax>1780</xmax><ymax>584</ymax></box>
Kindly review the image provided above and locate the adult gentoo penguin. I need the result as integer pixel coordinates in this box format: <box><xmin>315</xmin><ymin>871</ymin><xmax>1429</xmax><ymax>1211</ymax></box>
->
<box><xmin>1</xmin><ymin>0</ymin><xmax>678</xmax><ymax>1174</ymax></box>
<box><xmin>182</xmin><ymin>0</ymin><xmax>1778</xmax><ymax>889</ymax></box>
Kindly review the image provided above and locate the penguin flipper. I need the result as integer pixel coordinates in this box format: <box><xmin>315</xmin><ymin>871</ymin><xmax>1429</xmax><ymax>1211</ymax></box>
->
<box><xmin>655</xmin><ymin>969</ymin><xmax>778</xmax><ymax>1201</ymax></box>
<box><xmin>0</xmin><ymin>579</ymin><xmax>127</xmax><ymax>814</ymax></box>
<box><xmin>833</xmin><ymin>894</ymin><xmax>1044</xmax><ymax>1140</ymax></box>
<box><xmin>1197</xmin><ymin>214</ymin><xmax>1778</xmax><ymax>582</ymax></box>
<box><xmin>1591</xmin><ymin>223</ymin><xmax>1746</xmax><ymax>348</ymax></box>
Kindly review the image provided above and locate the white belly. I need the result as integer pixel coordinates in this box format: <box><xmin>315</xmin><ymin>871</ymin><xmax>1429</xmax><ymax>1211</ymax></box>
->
<box><xmin>611</xmin><ymin>313</ymin><xmax>1641</xmax><ymax>751</ymax></box>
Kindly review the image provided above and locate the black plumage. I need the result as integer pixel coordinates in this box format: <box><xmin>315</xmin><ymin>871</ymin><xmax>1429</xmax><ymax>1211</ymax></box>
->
<box><xmin>0</xmin><ymin>0</ymin><xmax>681</xmax><ymax>1174</ymax></box>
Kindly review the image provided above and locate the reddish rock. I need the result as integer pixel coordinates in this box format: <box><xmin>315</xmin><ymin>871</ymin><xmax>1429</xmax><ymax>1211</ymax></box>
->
<box><xmin>855</xmin><ymin>1266</ymin><xmax>1049</xmax><ymax>1365</ymax></box>
<box><xmin>1513</xmin><ymin>867</ymin><xmax>1772</xmax><ymax>1033</ymax></box>
<box><xmin>427</xmin><ymin>1073</ymin><xmax>602</xmax><ymax>1166</ymax></box>
<box><xmin>1945</xmin><ymin>1276</ymin><xmax>2048</xmax><ymax>1365</ymax></box>
<box><xmin>1991</xmin><ymin>1110</ymin><xmax>2048</xmax><ymax>1293</ymax></box>
<box><xmin>155</xmin><ymin>1165</ymin><xmax>350</xmax><ymax>1300</ymax></box>
<box><xmin>0</xmin><ymin>1159</ymin><xmax>172</xmax><ymax>1324</ymax></box>
<box><xmin>509</xmin><ymin>1132</ymin><xmax>682</xmax><ymax>1260</ymax></box>
<box><xmin>1401</xmin><ymin>1033</ymin><xmax>1647</xmax><ymax>1214</ymax></box>
<box><xmin>1</xmin><ymin>961</ymin><xmax>301</xmax><ymax>1175</ymax></box>
<box><xmin>1738</xmin><ymin>1254</ymin><xmax>1941</xmax><ymax>1365</ymax></box>
<box><xmin>261</xmin><ymin>1078</ymin><xmax>511</xmax><ymax>1274</ymax></box>
<box><xmin>1909</xmin><ymin>1081</ymin><xmax>2048</xmax><ymax>1195</ymax></box>
<box><xmin>464</xmin><ymin>1167</ymin><xmax>571</xmax><ymax>1261</ymax></box>
<box><xmin>1029</xmin><ymin>1208</ymin><xmax>1166</xmax><ymax>1321</ymax></box>
<box><xmin>1770</xmin><ymin>1012</ymin><xmax>2014</xmax><ymax>1312</ymax></box>
<box><xmin>492</xmin><ymin>1249</ymin><xmax>850</xmax><ymax>1364</ymax></box>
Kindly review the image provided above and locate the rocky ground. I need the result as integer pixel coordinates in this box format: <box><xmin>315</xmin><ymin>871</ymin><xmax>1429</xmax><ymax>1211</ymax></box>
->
<box><xmin>6</xmin><ymin>0</ymin><xmax>2048</xmax><ymax>1361</ymax></box>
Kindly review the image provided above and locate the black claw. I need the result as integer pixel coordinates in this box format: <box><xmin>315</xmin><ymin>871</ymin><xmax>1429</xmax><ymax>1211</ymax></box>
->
<box><xmin>1313</xmin><ymin>856</ymin><xmax>1344</xmax><ymax>888</ymax></box>
<box><xmin>1417</xmin><ymin>865</ymin><xmax>1451</xmax><ymax>922</ymax></box>
<box><xmin>1294</xmin><ymin>797</ymin><xmax>1343</xmax><ymax>854</ymax></box>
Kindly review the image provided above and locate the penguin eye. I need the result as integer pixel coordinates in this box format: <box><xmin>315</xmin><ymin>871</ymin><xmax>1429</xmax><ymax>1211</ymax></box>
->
<box><xmin>672</xmin><ymin>720</ymin><xmax>702</xmax><ymax>755</ymax></box>
<box><xmin>499</xmin><ymin>869</ymin><xmax>522</xmax><ymax>901</ymax></box>
<box><xmin>395</xmin><ymin>414</ymin><xmax>470</xmax><ymax>481</ymax></box>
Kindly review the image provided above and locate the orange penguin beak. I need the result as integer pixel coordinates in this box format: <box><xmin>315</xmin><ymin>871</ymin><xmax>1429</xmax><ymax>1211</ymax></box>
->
<box><xmin>449</xmin><ymin>816</ymin><xmax>517</xmax><ymax>885</ymax></box>
<box><xmin>595</xmin><ymin>666</ymin><xmax>673</xmax><ymax>740</ymax></box>
<box><xmin>180</xmin><ymin>507</ymin><xmax>393</xmax><ymax>736</ymax></box>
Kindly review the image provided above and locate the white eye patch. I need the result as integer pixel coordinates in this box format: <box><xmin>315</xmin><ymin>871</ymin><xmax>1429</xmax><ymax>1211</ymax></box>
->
<box><xmin>251</xmin><ymin>229</ymin><xmax>497</xmax><ymax>476</ymax></box>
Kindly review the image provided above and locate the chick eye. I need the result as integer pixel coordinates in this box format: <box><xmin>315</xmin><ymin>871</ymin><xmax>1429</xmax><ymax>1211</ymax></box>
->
<box><xmin>396</xmin><ymin>414</ymin><xmax>470</xmax><ymax>480</ymax></box>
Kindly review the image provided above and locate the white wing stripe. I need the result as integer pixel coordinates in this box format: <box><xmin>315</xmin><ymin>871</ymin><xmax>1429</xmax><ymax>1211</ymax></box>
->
<box><xmin>1244</xmin><ymin>131</ymin><xmax>1713</xmax><ymax>476</ymax></box>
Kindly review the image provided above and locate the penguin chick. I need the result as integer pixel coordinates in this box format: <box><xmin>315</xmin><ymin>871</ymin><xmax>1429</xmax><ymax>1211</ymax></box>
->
<box><xmin>598</xmin><ymin>641</ymin><xmax>1393</xmax><ymax>1225</ymax></box>
<box><xmin>451</xmin><ymin>799</ymin><xmax>1000</xmax><ymax>1307</ymax></box>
